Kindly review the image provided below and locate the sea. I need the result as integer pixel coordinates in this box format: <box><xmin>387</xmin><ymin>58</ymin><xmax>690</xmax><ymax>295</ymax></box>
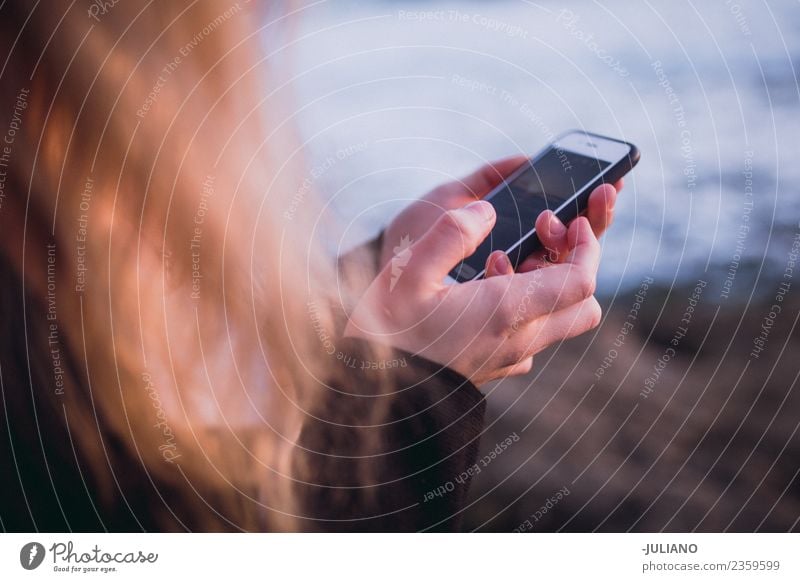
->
<box><xmin>279</xmin><ymin>0</ymin><xmax>799</xmax><ymax>297</ymax></box>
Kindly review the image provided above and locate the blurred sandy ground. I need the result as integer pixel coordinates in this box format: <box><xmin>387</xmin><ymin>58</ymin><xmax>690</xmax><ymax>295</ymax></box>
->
<box><xmin>468</xmin><ymin>274</ymin><xmax>800</xmax><ymax>531</ymax></box>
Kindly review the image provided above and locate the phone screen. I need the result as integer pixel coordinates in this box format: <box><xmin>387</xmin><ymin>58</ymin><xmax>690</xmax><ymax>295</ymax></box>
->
<box><xmin>452</xmin><ymin>147</ymin><xmax>610</xmax><ymax>280</ymax></box>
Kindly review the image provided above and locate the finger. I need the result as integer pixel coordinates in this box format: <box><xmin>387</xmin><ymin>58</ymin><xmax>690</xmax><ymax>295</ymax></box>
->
<box><xmin>613</xmin><ymin>178</ymin><xmax>624</xmax><ymax>192</ymax></box>
<box><xmin>504</xmin><ymin>218</ymin><xmax>600</xmax><ymax>321</ymax></box>
<box><xmin>534</xmin><ymin>210</ymin><xmax>569</xmax><ymax>263</ymax></box>
<box><xmin>494</xmin><ymin>356</ymin><xmax>534</xmax><ymax>379</ymax></box>
<box><xmin>586</xmin><ymin>183</ymin><xmax>617</xmax><ymax>237</ymax></box>
<box><xmin>513</xmin><ymin>210</ymin><xmax>570</xmax><ymax>273</ymax></box>
<box><xmin>485</xmin><ymin>250</ymin><xmax>514</xmax><ymax>278</ymax></box>
<box><xmin>458</xmin><ymin>155</ymin><xmax>528</xmax><ymax>199</ymax></box>
<box><xmin>565</xmin><ymin>216</ymin><xmax>601</xmax><ymax>271</ymax></box>
<box><xmin>401</xmin><ymin>200</ymin><xmax>496</xmax><ymax>286</ymax></box>
<box><xmin>504</xmin><ymin>297</ymin><xmax>602</xmax><ymax>364</ymax></box>
<box><xmin>530</xmin><ymin>296</ymin><xmax>603</xmax><ymax>353</ymax></box>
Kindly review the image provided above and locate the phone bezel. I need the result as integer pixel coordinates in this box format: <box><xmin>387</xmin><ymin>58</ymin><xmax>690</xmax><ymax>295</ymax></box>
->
<box><xmin>449</xmin><ymin>130</ymin><xmax>640</xmax><ymax>283</ymax></box>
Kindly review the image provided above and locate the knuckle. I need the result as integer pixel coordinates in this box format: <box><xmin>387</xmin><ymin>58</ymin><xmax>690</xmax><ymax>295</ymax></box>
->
<box><xmin>440</xmin><ymin>209</ymin><xmax>479</xmax><ymax>250</ymax></box>
<box><xmin>495</xmin><ymin>291</ymin><xmax>523</xmax><ymax>333</ymax></box>
<box><xmin>436</xmin><ymin>211</ymin><xmax>470</xmax><ymax>254</ymax></box>
<box><xmin>439</xmin><ymin>209</ymin><xmax>464</xmax><ymax>235</ymax></box>
<box><xmin>576</xmin><ymin>268</ymin><xmax>597</xmax><ymax>299</ymax></box>
<box><xmin>586</xmin><ymin>298</ymin><xmax>602</xmax><ymax>329</ymax></box>
<box><xmin>492</xmin><ymin>303</ymin><xmax>515</xmax><ymax>336</ymax></box>
<box><xmin>501</xmin><ymin>343</ymin><xmax>528</xmax><ymax>368</ymax></box>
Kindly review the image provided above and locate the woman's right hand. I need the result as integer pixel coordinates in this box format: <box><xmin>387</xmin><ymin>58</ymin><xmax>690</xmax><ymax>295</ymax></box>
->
<box><xmin>344</xmin><ymin>200</ymin><xmax>603</xmax><ymax>387</ymax></box>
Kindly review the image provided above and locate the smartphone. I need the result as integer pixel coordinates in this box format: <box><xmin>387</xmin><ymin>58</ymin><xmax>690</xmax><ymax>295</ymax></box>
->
<box><xmin>447</xmin><ymin>130</ymin><xmax>640</xmax><ymax>283</ymax></box>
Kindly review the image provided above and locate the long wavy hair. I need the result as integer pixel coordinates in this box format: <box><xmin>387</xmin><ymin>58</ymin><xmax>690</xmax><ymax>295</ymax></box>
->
<box><xmin>0</xmin><ymin>1</ymin><xmax>390</xmax><ymax>531</ymax></box>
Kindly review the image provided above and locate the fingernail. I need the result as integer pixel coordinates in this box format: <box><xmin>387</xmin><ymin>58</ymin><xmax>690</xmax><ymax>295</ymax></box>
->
<box><xmin>549</xmin><ymin>213</ymin><xmax>566</xmax><ymax>236</ymax></box>
<box><xmin>495</xmin><ymin>253</ymin><xmax>512</xmax><ymax>274</ymax></box>
<box><xmin>464</xmin><ymin>200</ymin><xmax>495</xmax><ymax>222</ymax></box>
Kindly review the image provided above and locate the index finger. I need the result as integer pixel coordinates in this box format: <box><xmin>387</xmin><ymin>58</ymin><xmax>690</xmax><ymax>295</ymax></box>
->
<box><xmin>459</xmin><ymin>155</ymin><xmax>528</xmax><ymax>198</ymax></box>
<box><xmin>565</xmin><ymin>216</ymin><xmax>601</xmax><ymax>273</ymax></box>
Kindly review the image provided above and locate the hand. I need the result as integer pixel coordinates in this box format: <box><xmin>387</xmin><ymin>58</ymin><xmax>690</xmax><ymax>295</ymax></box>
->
<box><xmin>381</xmin><ymin>156</ymin><xmax>623</xmax><ymax>274</ymax></box>
<box><xmin>345</xmin><ymin>201</ymin><xmax>603</xmax><ymax>387</ymax></box>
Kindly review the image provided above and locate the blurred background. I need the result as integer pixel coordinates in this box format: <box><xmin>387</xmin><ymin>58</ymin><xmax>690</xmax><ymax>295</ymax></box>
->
<box><xmin>282</xmin><ymin>0</ymin><xmax>800</xmax><ymax>531</ymax></box>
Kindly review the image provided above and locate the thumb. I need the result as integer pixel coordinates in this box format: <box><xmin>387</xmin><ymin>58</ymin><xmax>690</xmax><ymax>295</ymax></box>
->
<box><xmin>402</xmin><ymin>200</ymin><xmax>495</xmax><ymax>286</ymax></box>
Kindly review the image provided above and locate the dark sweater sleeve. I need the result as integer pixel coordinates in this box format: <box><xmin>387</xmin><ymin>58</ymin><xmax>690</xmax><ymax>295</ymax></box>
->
<box><xmin>294</xmin><ymin>337</ymin><xmax>486</xmax><ymax>532</ymax></box>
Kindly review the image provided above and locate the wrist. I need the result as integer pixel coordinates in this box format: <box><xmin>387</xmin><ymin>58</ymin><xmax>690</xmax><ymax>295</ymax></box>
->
<box><xmin>343</xmin><ymin>318</ymin><xmax>481</xmax><ymax>388</ymax></box>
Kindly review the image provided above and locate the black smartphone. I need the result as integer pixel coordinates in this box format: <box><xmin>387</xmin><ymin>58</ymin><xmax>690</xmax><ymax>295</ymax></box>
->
<box><xmin>447</xmin><ymin>130</ymin><xmax>640</xmax><ymax>283</ymax></box>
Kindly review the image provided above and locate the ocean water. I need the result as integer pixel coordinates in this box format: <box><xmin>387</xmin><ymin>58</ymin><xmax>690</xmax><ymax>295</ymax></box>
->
<box><xmin>282</xmin><ymin>0</ymin><xmax>800</xmax><ymax>295</ymax></box>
